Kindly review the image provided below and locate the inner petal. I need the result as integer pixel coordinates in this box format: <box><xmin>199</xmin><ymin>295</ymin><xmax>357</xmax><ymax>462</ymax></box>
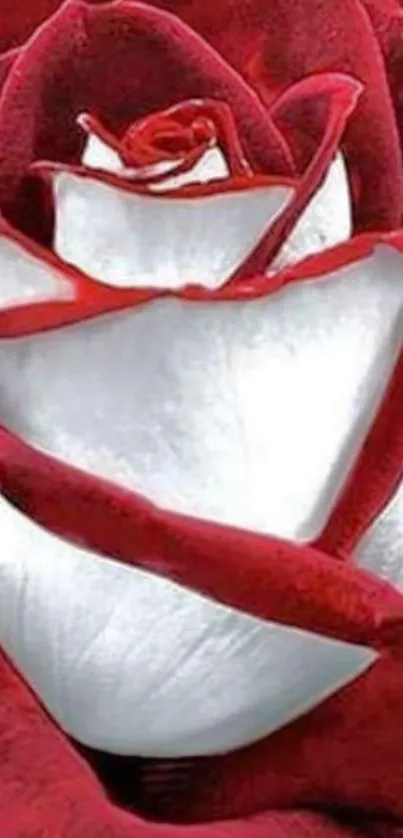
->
<box><xmin>81</xmin><ymin>128</ymin><xmax>229</xmax><ymax>190</ymax></box>
<box><xmin>0</xmin><ymin>243</ymin><xmax>401</xmax><ymax>542</ymax></box>
<box><xmin>51</xmin><ymin>170</ymin><xmax>293</xmax><ymax>290</ymax></box>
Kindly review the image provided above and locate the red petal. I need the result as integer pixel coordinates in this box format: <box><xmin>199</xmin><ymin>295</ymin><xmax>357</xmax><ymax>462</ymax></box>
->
<box><xmin>0</xmin><ymin>0</ymin><xmax>293</xmax><ymax>239</ymax></box>
<box><xmin>242</xmin><ymin>0</ymin><xmax>403</xmax><ymax>232</ymax></box>
<box><xmin>0</xmin><ymin>640</ymin><xmax>380</xmax><ymax>835</ymax></box>
<box><xmin>233</xmin><ymin>73</ymin><xmax>361</xmax><ymax>277</ymax></box>
<box><xmin>0</xmin><ymin>47</ymin><xmax>18</xmax><ymax>92</ymax></box>
<box><xmin>133</xmin><ymin>651</ymin><xmax>403</xmax><ymax>822</ymax></box>
<box><xmin>360</xmin><ymin>0</ymin><xmax>403</xmax><ymax>226</ymax></box>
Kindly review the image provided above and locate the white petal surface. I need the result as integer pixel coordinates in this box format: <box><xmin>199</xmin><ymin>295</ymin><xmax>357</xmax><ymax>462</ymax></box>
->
<box><xmin>151</xmin><ymin>147</ymin><xmax>229</xmax><ymax>191</ymax></box>
<box><xmin>53</xmin><ymin>170</ymin><xmax>294</xmax><ymax>289</ymax></box>
<box><xmin>81</xmin><ymin>128</ymin><xmax>179</xmax><ymax>181</ymax></box>
<box><xmin>82</xmin><ymin>130</ymin><xmax>126</xmax><ymax>175</ymax></box>
<box><xmin>0</xmin><ymin>233</ymin><xmax>73</xmax><ymax>308</ymax></box>
<box><xmin>0</xmin><ymin>495</ymin><xmax>375</xmax><ymax>757</ymax></box>
<box><xmin>81</xmin><ymin>123</ymin><xmax>229</xmax><ymax>189</ymax></box>
<box><xmin>355</xmin><ymin>479</ymin><xmax>403</xmax><ymax>590</ymax></box>
<box><xmin>0</xmin><ymin>244</ymin><xmax>402</xmax><ymax>541</ymax></box>
<box><xmin>271</xmin><ymin>154</ymin><xmax>352</xmax><ymax>271</ymax></box>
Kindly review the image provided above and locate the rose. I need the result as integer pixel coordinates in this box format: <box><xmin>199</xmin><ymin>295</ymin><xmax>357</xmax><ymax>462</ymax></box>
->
<box><xmin>0</xmin><ymin>1</ymin><xmax>403</xmax><ymax>837</ymax></box>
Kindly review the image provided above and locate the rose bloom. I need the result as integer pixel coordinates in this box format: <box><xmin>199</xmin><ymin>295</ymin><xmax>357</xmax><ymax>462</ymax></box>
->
<box><xmin>0</xmin><ymin>0</ymin><xmax>403</xmax><ymax>836</ymax></box>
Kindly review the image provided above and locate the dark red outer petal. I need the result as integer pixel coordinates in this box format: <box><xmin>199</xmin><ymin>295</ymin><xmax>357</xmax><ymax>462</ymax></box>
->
<box><xmin>0</xmin><ymin>0</ymin><xmax>294</xmax><ymax>240</ymax></box>
<box><xmin>0</xmin><ymin>47</ymin><xmax>18</xmax><ymax>92</ymax></box>
<box><xmin>360</xmin><ymin>0</ymin><xmax>403</xmax><ymax>224</ymax></box>
<box><xmin>134</xmin><ymin>651</ymin><xmax>403</xmax><ymax>822</ymax></box>
<box><xmin>0</xmin><ymin>635</ymin><xmax>381</xmax><ymax>835</ymax></box>
<box><xmin>242</xmin><ymin>0</ymin><xmax>403</xmax><ymax>232</ymax></box>
<box><xmin>0</xmin><ymin>225</ymin><xmax>402</xmax><ymax>564</ymax></box>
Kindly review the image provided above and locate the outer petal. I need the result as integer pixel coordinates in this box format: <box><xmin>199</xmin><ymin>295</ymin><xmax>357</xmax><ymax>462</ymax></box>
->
<box><xmin>243</xmin><ymin>0</ymin><xmax>403</xmax><ymax>231</ymax></box>
<box><xmin>0</xmin><ymin>649</ymin><xmax>382</xmax><ymax>838</ymax></box>
<box><xmin>1</xmin><ymin>431</ymin><xmax>403</xmax><ymax>823</ymax></box>
<box><xmin>0</xmin><ymin>493</ymin><xmax>375</xmax><ymax>758</ymax></box>
<box><xmin>0</xmin><ymin>0</ymin><xmax>72</xmax><ymax>50</ymax></box>
<box><xmin>0</xmin><ymin>0</ymin><xmax>293</xmax><ymax>239</ymax></box>
<box><xmin>355</xmin><ymin>477</ymin><xmax>403</xmax><ymax>589</ymax></box>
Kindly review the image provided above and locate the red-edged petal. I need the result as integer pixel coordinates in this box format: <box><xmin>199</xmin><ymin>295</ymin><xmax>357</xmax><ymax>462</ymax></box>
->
<box><xmin>0</xmin><ymin>46</ymin><xmax>18</xmax><ymax>92</ymax></box>
<box><xmin>36</xmin><ymin>161</ymin><xmax>293</xmax><ymax>289</ymax></box>
<box><xmin>0</xmin><ymin>491</ymin><xmax>376</xmax><ymax>758</ymax></box>
<box><xmin>1</xmin><ymin>431</ymin><xmax>403</xmax><ymax>822</ymax></box>
<box><xmin>0</xmin><ymin>0</ymin><xmax>293</xmax><ymax>240</ymax></box>
<box><xmin>1</xmin><ymin>426</ymin><xmax>402</xmax><ymax>648</ymax></box>
<box><xmin>244</xmin><ymin>0</ymin><xmax>403</xmax><ymax>232</ymax></box>
<box><xmin>0</xmin><ymin>647</ymin><xmax>378</xmax><ymax>836</ymax></box>
<box><xmin>134</xmin><ymin>650</ymin><xmax>403</xmax><ymax>822</ymax></box>
<box><xmin>0</xmin><ymin>233</ymin><xmax>401</xmax><ymax>544</ymax></box>
<box><xmin>229</xmin><ymin>73</ymin><xmax>361</xmax><ymax>279</ymax></box>
<box><xmin>270</xmin><ymin>153</ymin><xmax>352</xmax><ymax>272</ymax></box>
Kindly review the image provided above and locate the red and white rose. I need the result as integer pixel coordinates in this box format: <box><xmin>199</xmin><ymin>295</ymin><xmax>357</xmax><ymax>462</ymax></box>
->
<box><xmin>0</xmin><ymin>2</ymin><xmax>403</xmax><ymax>837</ymax></box>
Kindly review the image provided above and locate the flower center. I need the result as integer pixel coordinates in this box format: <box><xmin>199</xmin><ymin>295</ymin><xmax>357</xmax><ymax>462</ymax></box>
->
<box><xmin>121</xmin><ymin>103</ymin><xmax>217</xmax><ymax>168</ymax></box>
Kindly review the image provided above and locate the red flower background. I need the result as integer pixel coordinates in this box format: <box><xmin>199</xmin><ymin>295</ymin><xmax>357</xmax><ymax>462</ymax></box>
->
<box><xmin>0</xmin><ymin>1</ymin><xmax>403</xmax><ymax>836</ymax></box>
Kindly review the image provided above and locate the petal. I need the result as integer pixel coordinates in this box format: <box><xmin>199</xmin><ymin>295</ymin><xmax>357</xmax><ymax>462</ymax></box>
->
<box><xmin>81</xmin><ymin>119</ymin><xmax>230</xmax><ymax>189</ymax></box>
<box><xmin>355</xmin><ymin>478</ymin><xmax>403</xmax><ymax>589</ymax></box>
<box><xmin>0</xmin><ymin>0</ymin><xmax>64</xmax><ymax>50</ymax></box>
<box><xmin>81</xmin><ymin>122</ymin><xmax>127</xmax><ymax>176</ymax></box>
<box><xmin>0</xmin><ymin>494</ymin><xmax>375</xmax><ymax>758</ymax></box>
<box><xmin>48</xmin><ymin>166</ymin><xmax>293</xmax><ymax>289</ymax></box>
<box><xmin>236</xmin><ymin>73</ymin><xmax>361</xmax><ymax>278</ymax></box>
<box><xmin>0</xmin><ymin>240</ymin><xmax>402</xmax><ymax>542</ymax></box>
<box><xmin>0</xmin><ymin>46</ymin><xmax>18</xmax><ymax>91</ymax></box>
<box><xmin>271</xmin><ymin>153</ymin><xmax>352</xmax><ymax>271</ymax></box>
<box><xmin>0</xmin><ymin>221</ymin><xmax>75</xmax><ymax>308</ymax></box>
<box><xmin>150</xmin><ymin>148</ymin><xmax>229</xmax><ymax>191</ymax></box>
<box><xmin>0</xmin><ymin>635</ymin><xmax>379</xmax><ymax>838</ymax></box>
<box><xmin>244</xmin><ymin>0</ymin><xmax>403</xmax><ymax>231</ymax></box>
<box><xmin>0</xmin><ymin>0</ymin><xmax>293</xmax><ymax>238</ymax></box>
<box><xmin>317</xmin><ymin>348</ymin><xmax>403</xmax><ymax>556</ymax></box>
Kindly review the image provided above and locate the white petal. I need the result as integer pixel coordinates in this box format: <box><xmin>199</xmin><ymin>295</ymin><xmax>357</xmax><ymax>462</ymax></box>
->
<box><xmin>0</xmin><ymin>495</ymin><xmax>375</xmax><ymax>757</ymax></box>
<box><xmin>0</xmin><ymin>232</ymin><xmax>74</xmax><ymax>309</ymax></box>
<box><xmin>355</xmin><ymin>480</ymin><xmax>403</xmax><ymax>590</ymax></box>
<box><xmin>53</xmin><ymin>170</ymin><xmax>294</xmax><ymax>290</ymax></box>
<box><xmin>271</xmin><ymin>154</ymin><xmax>352</xmax><ymax>272</ymax></box>
<box><xmin>151</xmin><ymin>147</ymin><xmax>229</xmax><ymax>191</ymax></box>
<box><xmin>81</xmin><ymin>127</ymin><xmax>180</xmax><ymax>181</ymax></box>
<box><xmin>81</xmin><ymin>131</ymin><xmax>126</xmax><ymax>175</ymax></box>
<box><xmin>0</xmin><ymin>244</ymin><xmax>402</xmax><ymax>542</ymax></box>
<box><xmin>80</xmin><ymin>114</ymin><xmax>229</xmax><ymax>189</ymax></box>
